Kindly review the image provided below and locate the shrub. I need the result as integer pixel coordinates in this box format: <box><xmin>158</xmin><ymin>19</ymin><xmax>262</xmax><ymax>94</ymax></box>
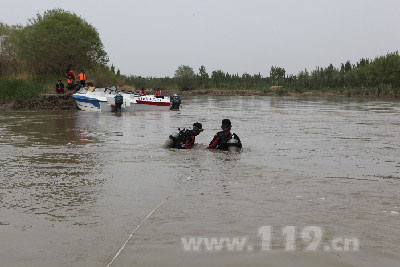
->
<box><xmin>174</xmin><ymin>65</ymin><xmax>195</xmax><ymax>90</ymax></box>
<box><xmin>0</xmin><ymin>78</ymin><xmax>45</xmax><ymax>101</ymax></box>
<box><xmin>276</xmin><ymin>87</ymin><xmax>289</xmax><ymax>96</ymax></box>
<box><xmin>91</xmin><ymin>65</ymin><xmax>116</xmax><ymax>88</ymax></box>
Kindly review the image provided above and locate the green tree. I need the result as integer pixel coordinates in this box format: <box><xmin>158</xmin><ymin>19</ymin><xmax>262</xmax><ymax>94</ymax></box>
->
<box><xmin>198</xmin><ymin>65</ymin><xmax>209</xmax><ymax>88</ymax></box>
<box><xmin>211</xmin><ymin>70</ymin><xmax>225</xmax><ymax>88</ymax></box>
<box><xmin>344</xmin><ymin>61</ymin><xmax>352</xmax><ymax>73</ymax></box>
<box><xmin>242</xmin><ymin>73</ymin><xmax>251</xmax><ymax>88</ymax></box>
<box><xmin>126</xmin><ymin>76</ymin><xmax>149</xmax><ymax>89</ymax></box>
<box><xmin>0</xmin><ymin>23</ymin><xmax>23</xmax><ymax>76</ymax></box>
<box><xmin>91</xmin><ymin>64</ymin><xmax>116</xmax><ymax>88</ymax></box>
<box><xmin>174</xmin><ymin>65</ymin><xmax>195</xmax><ymax>90</ymax></box>
<box><xmin>17</xmin><ymin>9</ymin><xmax>108</xmax><ymax>74</ymax></box>
<box><xmin>269</xmin><ymin>66</ymin><xmax>286</xmax><ymax>86</ymax></box>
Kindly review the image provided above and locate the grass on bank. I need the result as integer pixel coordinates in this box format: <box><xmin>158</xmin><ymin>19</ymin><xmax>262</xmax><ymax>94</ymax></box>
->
<box><xmin>0</xmin><ymin>78</ymin><xmax>46</xmax><ymax>102</ymax></box>
<box><xmin>0</xmin><ymin>67</ymin><xmax>117</xmax><ymax>102</ymax></box>
<box><xmin>1</xmin><ymin>76</ymin><xmax>399</xmax><ymax>103</ymax></box>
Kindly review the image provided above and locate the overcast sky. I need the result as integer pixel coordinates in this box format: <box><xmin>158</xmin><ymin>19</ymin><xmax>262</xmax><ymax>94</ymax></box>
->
<box><xmin>1</xmin><ymin>0</ymin><xmax>400</xmax><ymax>76</ymax></box>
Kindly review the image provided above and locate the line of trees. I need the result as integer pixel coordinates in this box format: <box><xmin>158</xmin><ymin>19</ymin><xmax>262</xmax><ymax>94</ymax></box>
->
<box><xmin>125</xmin><ymin>66</ymin><xmax>267</xmax><ymax>90</ymax></box>
<box><xmin>291</xmin><ymin>52</ymin><xmax>400</xmax><ymax>91</ymax></box>
<box><xmin>124</xmin><ymin>52</ymin><xmax>400</xmax><ymax>94</ymax></box>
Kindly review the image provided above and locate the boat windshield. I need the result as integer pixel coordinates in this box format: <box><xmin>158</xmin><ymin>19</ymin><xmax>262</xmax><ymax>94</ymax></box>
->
<box><xmin>105</xmin><ymin>89</ymin><xmax>116</xmax><ymax>95</ymax></box>
<box><xmin>77</xmin><ymin>88</ymin><xmax>88</xmax><ymax>94</ymax></box>
<box><xmin>94</xmin><ymin>88</ymin><xmax>106</xmax><ymax>93</ymax></box>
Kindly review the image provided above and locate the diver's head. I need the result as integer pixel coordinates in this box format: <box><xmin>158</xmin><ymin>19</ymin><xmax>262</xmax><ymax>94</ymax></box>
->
<box><xmin>193</xmin><ymin>122</ymin><xmax>203</xmax><ymax>135</ymax></box>
<box><xmin>221</xmin><ymin>119</ymin><xmax>232</xmax><ymax>132</ymax></box>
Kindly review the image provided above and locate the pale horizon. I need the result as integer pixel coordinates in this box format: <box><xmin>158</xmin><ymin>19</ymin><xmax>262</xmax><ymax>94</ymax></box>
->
<box><xmin>1</xmin><ymin>0</ymin><xmax>399</xmax><ymax>77</ymax></box>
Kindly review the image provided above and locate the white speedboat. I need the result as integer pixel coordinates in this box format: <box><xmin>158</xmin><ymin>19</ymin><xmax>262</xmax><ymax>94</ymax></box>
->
<box><xmin>72</xmin><ymin>86</ymin><xmax>180</xmax><ymax>112</ymax></box>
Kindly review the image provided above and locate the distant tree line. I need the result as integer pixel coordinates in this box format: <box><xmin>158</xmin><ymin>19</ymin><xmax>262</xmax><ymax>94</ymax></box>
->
<box><xmin>124</xmin><ymin>52</ymin><xmax>400</xmax><ymax>95</ymax></box>
<box><xmin>125</xmin><ymin>66</ymin><xmax>267</xmax><ymax>91</ymax></box>
<box><xmin>290</xmin><ymin>52</ymin><xmax>400</xmax><ymax>93</ymax></box>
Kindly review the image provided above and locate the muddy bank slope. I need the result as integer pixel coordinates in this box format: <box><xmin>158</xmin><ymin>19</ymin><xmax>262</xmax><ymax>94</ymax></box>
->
<box><xmin>0</xmin><ymin>94</ymin><xmax>79</xmax><ymax>110</ymax></box>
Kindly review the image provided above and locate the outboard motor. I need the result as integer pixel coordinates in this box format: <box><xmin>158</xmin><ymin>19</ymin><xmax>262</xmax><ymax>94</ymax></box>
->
<box><xmin>227</xmin><ymin>138</ymin><xmax>241</xmax><ymax>153</ymax></box>
<box><xmin>163</xmin><ymin>130</ymin><xmax>181</xmax><ymax>148</ymax></box>
<box><xmin>114</xmin><ymin>94</ymin><xmax>124</xmax><ymax>112</ymax></box>
<box><xmin>170</xmin><ymin>94</ymin><xmax>181</xmax><ymax>110</ymax></box>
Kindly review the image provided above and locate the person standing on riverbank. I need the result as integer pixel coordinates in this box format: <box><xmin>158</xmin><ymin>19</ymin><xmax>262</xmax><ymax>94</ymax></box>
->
<box><xmin>55</xmin><ymin>80</ymin><xmax>64</xmax><ymax>94</ymax></box>
<box><xmin>155</xmin><ymin>88</ymin><xmax>163</xmax><ymax>97</ymax></box>
<box><xmin>66</xmin><ymin>68</ymin><xmax>76</xmax><ymax>90</ymax></box>
<box><xmin>208</xmin><ymin>119</ymin><xmax>242</xmax><ymax>151</ymax></box>
<box><xmin>79</xmin><ymin>70</ymin><xmax>87</xmax><ymax>87</ymax></box>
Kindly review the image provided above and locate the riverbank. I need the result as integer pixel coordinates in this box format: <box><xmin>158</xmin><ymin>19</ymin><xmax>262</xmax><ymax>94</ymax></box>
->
<box><xmin>173</xmin><ymin>87</ymin><xmax>400</xmax><ymax>98</ymax></box>
<box><xmin>0</xmin><ymin>94</ymin><xmax>78</xmax><ymax>110</ymax></box>
<box><xmin>1</xmin><ymin>87</ymin><xmax>398</xmax><ymax>110</ymax></box>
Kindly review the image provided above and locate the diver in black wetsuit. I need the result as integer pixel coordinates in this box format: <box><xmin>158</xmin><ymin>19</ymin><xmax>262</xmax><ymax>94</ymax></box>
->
<box><xmin>166</xmin><ymin>122</ymin><xmax>203</xmax><ymax>149</ymax></box>
<box><xmin>208</xmin><ymin>119</ymin><xmax>242</xmax><ymax>151</ymax></box>
<box><xmin>114</xmin><ymin>93</ymin><xmax>123</xmax><ymax>112</ymax></box>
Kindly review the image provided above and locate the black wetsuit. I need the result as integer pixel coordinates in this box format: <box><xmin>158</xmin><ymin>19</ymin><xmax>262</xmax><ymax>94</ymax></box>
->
<box><xmin>173</xmin><ymin>129</ymin><xmax>197</xmax><ymax>149</ymax></box>
<box><xmin>208</xmin><ymin>131</ymin><xmax>242</xmax><ymax>150</ymax></box>
<box><xmin>55</xmin><ymin>82</ymin><xmax>64</xmax><ymax>93</ymax></box>
<box><xmin>114</xmin><ymin>95</ymin><xmax>123</xmax><ymax>112</ymax></box>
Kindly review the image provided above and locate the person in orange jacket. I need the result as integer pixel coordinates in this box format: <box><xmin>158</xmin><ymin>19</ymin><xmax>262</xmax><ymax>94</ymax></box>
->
<box><xmin>79</xmin><ymin>70</ymin><xmax>87</xmax><ymax>87</ymax></box>
<box><xmin>155</xmin><ymin>88</ymin><xmax>163</xmax><ymax>97</ymax></box>
<box><xmin>139</xmin><ymin>88</ymin><xmax>146</xmax><ymax>96</ymax></box>
<box><xmin>66</xmin><ymin>68</ymin><xmax>76</xmax><ymax>90</ymax></box>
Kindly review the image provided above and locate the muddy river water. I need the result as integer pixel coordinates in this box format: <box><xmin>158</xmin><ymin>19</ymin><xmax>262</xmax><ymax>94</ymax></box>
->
<box><xmin>0</xmin><ymin>96</ymin><xmax>399</xmax><ymax>267</ymax></box>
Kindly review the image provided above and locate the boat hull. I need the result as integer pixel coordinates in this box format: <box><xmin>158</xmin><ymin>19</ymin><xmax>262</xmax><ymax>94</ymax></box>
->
<box><xmin>134</xmin><ymin>100</ymin><xmax>170</xmax><ymax>111</ymax></box>
<box><xmin>99</xmin><ymin>101</ymin><xmax>135</xmax><ymax>112</ymax></box>
<box><xmin>72</xmin><ymin>89</ymin><xmax>173</xmax><ymax>112</ymax></box>
<box><xmin>73</xmin><ymin>95</ymin><xmax>101</xmax><ymax>111</ymax></box>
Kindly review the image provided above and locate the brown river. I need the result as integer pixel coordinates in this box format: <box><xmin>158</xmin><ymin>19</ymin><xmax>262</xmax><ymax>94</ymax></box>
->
<box><xmin>0</xmin><ymin>96</ymin><xmax>399</xmax><ymax>267</ymax></box>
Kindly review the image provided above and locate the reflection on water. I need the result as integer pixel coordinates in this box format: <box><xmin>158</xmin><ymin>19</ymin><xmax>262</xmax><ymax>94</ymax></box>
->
<box><xmin>0</xmin><ymin>96</ymin><xmax>400</xmax><ymax>267</ymax></box>
<box><xmin>0</xmin><ymin>112</ymin><xmax>106</xmax><ymax>224</ymax></box>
